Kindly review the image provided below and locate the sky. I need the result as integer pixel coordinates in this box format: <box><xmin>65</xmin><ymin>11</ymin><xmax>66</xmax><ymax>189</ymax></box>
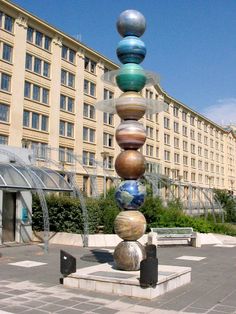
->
<box><xmin>12</xmin><ymin>0</ymin><xmax>236</xmax><ymax>126</ymax></box>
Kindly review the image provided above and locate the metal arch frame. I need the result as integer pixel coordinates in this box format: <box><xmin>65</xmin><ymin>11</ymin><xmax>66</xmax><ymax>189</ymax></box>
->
<box><xmin>0</xmin><ymin>148</ymin><xmax>50</xmax><ymax>253</ymax></box>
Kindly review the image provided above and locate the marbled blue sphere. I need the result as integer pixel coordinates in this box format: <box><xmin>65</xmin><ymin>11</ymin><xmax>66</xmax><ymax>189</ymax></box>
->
<box><xmin>115</xmin><ymin>180</ymin><xmax>146</xmax><ymax>210</ymax></box>
<box><xmin>117</xmin><ymin>10</ymin><xmax>146</xmax><ymax>37</ymax></box>
<box><xmin>116</xmin><ymin>63</ymin><xmax>146</xmax><ymax>92</ymax></box>
<box><xmin>117</xmin><ymin>36</ymin><xmax>146</xmax><ymax>64</ymax></box>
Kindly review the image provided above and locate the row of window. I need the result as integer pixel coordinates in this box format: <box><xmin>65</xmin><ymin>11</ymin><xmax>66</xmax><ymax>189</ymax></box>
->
<box><xmin>24</xmin><ymin>81</ymin><xmax>49</xmax><ymax>104</ymax></box>
<box><xmin>27</xmin><ymin>26</ymin><xmax>51</xmax><ymax>51</ymax></box>
<box><xmin>23</xmin><ymin>110</ymin><xmax>48</xmax><ymax>131</ymax></box>
<box><xmin>25</xmin><ymin>53</ymin><xmax>50</xmax><ymax>78</ymax></box>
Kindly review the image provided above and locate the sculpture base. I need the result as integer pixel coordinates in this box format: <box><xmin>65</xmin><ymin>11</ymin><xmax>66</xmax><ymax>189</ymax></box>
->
<box><xmin>63</xmin><ymin>262</ymin><xmax>191</xmax><ymax>300</ymax></box>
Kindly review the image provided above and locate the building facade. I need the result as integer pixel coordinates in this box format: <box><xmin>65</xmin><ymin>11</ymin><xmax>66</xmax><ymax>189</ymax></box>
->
<box><xmin>0</xmin><ymin>0</ymin><xmax>235</xmax><ymax>198</ymax></box>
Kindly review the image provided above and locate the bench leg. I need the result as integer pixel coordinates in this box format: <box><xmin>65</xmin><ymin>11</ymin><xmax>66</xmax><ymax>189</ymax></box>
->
<box><xmin>148</xmin><ymin>232</ymin><xmax>158</xmax><ymax>246</ymax></box>
<box><xmin>191</xmin><ymin>232</ymin><xmax>201</xmax><ymax>248</ymax></box>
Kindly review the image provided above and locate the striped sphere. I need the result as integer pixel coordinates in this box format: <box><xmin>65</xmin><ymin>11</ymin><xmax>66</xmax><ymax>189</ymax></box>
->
<box><xmin>114</xmin><ymin>210</ymin><xmax>146</xmax><ymax>241</ymax></box>
<box><xmin>115</xmin><ymin>150</ymin><xmax>146</xmax><ymax>179</ymax></box>
<box><xmin>116</xmin><ymin>120</ymin><xmax>146</xmax><ymax>150</ymax></box>
<box><xmin>116</xmin><ymin>63</ymin><xmax>146</xmax><ymax>92</ymax></box>
<box><xmin>117</xmin><ymin>36</ymin><xmax>146</xmax><ymax>64</ymax></box>
<box><xmin>115</xmin><ymin>91</ymin><xmax>146</xmax><ymax>120</ymax></box>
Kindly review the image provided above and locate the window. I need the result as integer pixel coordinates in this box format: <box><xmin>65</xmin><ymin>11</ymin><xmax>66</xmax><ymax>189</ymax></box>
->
<box><xmin>84</xmin><ymin>57</ymin><xmax>97</xmax><ymax>74</ymax></box>
<box><xmin>0</xmin><ymin>103</ymin><xmax>9</xmax><ymax>122</ymax></box>
<box><xmin>146</xmin><ymin>126</ymin><xmax>153</xmax><ymax>138</ymax></box>
<box><xmin>62</xmin><ymin>45</ymin><xmax>76</xmax><ymax>64</ymax></box>
<box><xmin>182</xmin><ymin>111</ymin><xmax>187</xmax><ymax>122</ymax></box>
<box><xmin>191</xmin><ymin>173</ymin><xmax>196</xmax><ymax>182</ymax></box>
<box><xmin>82</xmin><ymin>151</ymin><xmax>95</xmax><ymax>166</ymax></box>
<box><xmin>83</xmin><ymin>127</ymin><xmax>95</xmax><ymax>143</ymax></box>
<box><xmin>44</xmin><ymin>36</ymin><xmax>51</xmax><ymax>51</ymax></box>
<box><xmin>190</xmin><ymin>115</ymin><xmax>195</xmax><ymax>126</ymax></box>
<box><xmin>191</xmin><ymin>144</ymin><xmax>195</xmax><ymax>154</ymax></box>
<box><xmin>183</xmin><ymin>171</ymin><xmax>188</xmax><ymax>181</ymax></box>
<box><xmin>32</xmin><ymin>112</ymin><xmax>39</xmax><ymax>129</ymax></box>
<box><xmin>204</xmin><ymin>136</ymin><xmax>208</xmax><ymax>145</ymax></box>
<box><xmin>164</xmin><ymin>117</ymin><xmax>170</xmax><ymax>129</ymax></box>
<box><xmin>31</xmin><ymin>142</ymin><xmax>48</xmax><ymax>160</ymax></box>
<box><xmin>84</xmin><ymin>80</ymin><xmax>96</xmax><ymax>96</ymax></box>
<box><xmin>27</xmin><ymin>27</ymin><xmax>34</xmax><ymax>42</ymax></box>
<box><xmin>61</xmin><ymin>69</ymin><xmax>75</xmax><ymax>88</ymax></box>
<box><xmin>183</xmin><ymin>156</ymin><xmax>188</xmax><ymax>166</ymax></box>
<box><xmin>2</xmin><ymin>43</ymin><xmax>12</xmax><ymax>62</ymax></box>
<box><xmin>23</xmin><ymin>110</ymin><xmax>30</xmax><ymax>127</ymax></box>
<box><xmin>35</xmin><ymin>31</ymin><xmax>43</xmax><ymax>47</ymax></box>
<box><xmin>164</xmin><ymin>133</ymin><xmax>170</xmax><ymax>145</ymax></box>
<box><xmin>174</xmin><ymin>153</ymin><xmax>180</xmax><ymax>164</ymax></box>
<box><xmin>59</xmin><ymin>147</ymin><xmax>74</xmax><ymax>163</ymax></box>
<box><xmin>164</xmin><ymin>167</ymin><xmax>171</xmax><ymax>177</ymax></box>
<box><xmin>190</xmin><ymin>129</ymin><xmax>195</xmax><ymax>140</ymax></box>
<box><xmin>146</xmin><ymin>144</ymin><xmax>153</xmax><ymax>156</ymax></box>
<box><xmin>83</xmin><ymin>103</ymin><xmax>95</xmax><ymax>119</ymax></box>
<box><xmin>174</xmin><ymin>137</ymin><xmax>179</xmax><ymax>148</ymax></box>
<box><xmin>204</xmin><ymin>149</ymin><xmax>208</xmax><ymax>158</ymax></box>
<box><xmin>60</xmin><ymin>95</ymin><xmax>74</xmax><ymax>113</ymax></box>
<box><xmin>103</xmin><ymin>133</ymin><xmax>113</xmax><ymax>147</ymax></box>
<box><xmin>104</xmin><ymin>89</ymin><xmax>114</xmax><ymax>99</ymax></box>
<box><xmin>183</xmin><ymin>141</ymin><xmax>188</xmax><ymax>151</ymax></box>
<box><xmin>182</xmin><ymin>125</ymin><xmax>188</xmax><ymax>136</ymax></box>
<box><xmin>164</xmin><ymin>150</ymin><xmax>170</xmax><ymax>161</ymax></box>
<box><xmin>0</xmin><ymin>73</ymin><xmax>11</xmax><ymax>91</ymax></box>
<box><xmin>103</xmin><ymin>112</ymin><xmax>114</xmax><ymax>125</ymax></box>
<box><xmin>191</xmin><ymin>158</ymin><xmax>196</xmax><ymax>168</ymax></box>
<box><xmin>0</xmin><ymin>135</ymin><xmax>8</xmax><ymax>145</ymax></box>
<box><xmin>198</xmin><ymin>133</ymin><xmax>202</xmax><ymax>143</ymax></box>
<box><xmin>103</xmin><ymin>155</ymin><xmax>114</xmax><ymax>169</ymax></box>
<box><xmin>26</xmin><ymin>54</ymin><xmax>50</xmax><ymax>78</ymax></box>
<box><xmin>33</xmin><ymin>85</ymin><xmax>40</xmax><ymax>101</ymax></box>
<box><xmin>4</xmin><ymin>15</ymin><xmax>14</xmax><ymax>33</ymax></box>
<box><xmin>197</xmin><ymin>120</ymin><xmax>201</xmax><ymax>129</ymax></box>
<box><xmin>173</xmin><ymin>106</ymin><xmax>179</xmax><ymax>117</ymax></box>
<box><xmin>59</xmin><ymin>120</ymin><xmax>74</xmax><ymax>138</ymax></box>
<box><xmin>173</xmin><ymin>121</ymin><xmax>179</xmax><ymax>133</ymax></box>
<box><xmin>205</xmin><ymin>162</ymin><xmax>209</xmax><ymax>171</ymax></box>
<box><xmin>41</xmin><ymin>115</ymin><xmax>48</xmax><ymax>131</ymax></box>
<box><xmin>24</xmin><ymin>83</ymin><xmax>49</xmax><ymax>104</ymax></box>
<box><xmin>198</xmin><ymin>146</ymin><xmax>202</xmax><ymax>156</ymax></box>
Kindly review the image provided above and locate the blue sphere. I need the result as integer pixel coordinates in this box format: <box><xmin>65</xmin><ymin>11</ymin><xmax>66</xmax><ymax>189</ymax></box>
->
<box><xmin>117</xmin><ymin>36</ymin><xmax>146</xmax><ymax>64</ymax></box>
<box><xmin>115</xmin><ymin>180</ymin><xmax>146</xmax><ymax>210</ymax></box>
<box><xmin>117</xmin><ymin>10</ymin><xmax>146</xmax><ymax>37</ymax></box>
<box><xmin>116</xmin><ymin>64</ymin><xmax>146</xmax><ymax>92</ymax></box>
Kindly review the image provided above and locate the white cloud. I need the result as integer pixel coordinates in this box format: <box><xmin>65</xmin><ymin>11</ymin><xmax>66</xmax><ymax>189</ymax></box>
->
<box><xmin>202</xmin><ymin>98</ymin><xmax>236</xmax><ymax>126</ymax></box>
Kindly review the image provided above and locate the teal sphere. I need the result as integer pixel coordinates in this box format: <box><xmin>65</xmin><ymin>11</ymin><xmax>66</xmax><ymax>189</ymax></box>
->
<box><xmin>117</xmin><ymin>36</ymin><xmax>146</xmax><ymax>64</ymax></box>
<box><xmin>116</xmin><ymin>64</ymin><xmax>146</xmax><ymax>92</ymax></box>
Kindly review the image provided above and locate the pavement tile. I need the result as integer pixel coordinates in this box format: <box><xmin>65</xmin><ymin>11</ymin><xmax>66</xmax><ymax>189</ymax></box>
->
<box><xmin>24</xmin><ymin>310</ymin><xmax>50</xmax><ymax>314</ymax></box>
<box><xmin>56</xmin><ymin>309</ymin><xmax>84</xmax><ymax>313</ymax></box>
<box><xmin>91</xmin><ymin>308</ymin><xmax>118</xmax><ymax>314</ymax></box>
<box><xmin>1</xmin><ymin>305</ymin><xmax>31</xmax><ymax>313</ymax></box>
<box><xmin>70</xmin><ymin>296</ymin><xmax>93</xmax><ymax>302</ymax></box>
<box><xmin>54</xmin><ymin>299</ymin><xmax>80</xmax><ymax>307</ymax></box>
<box><xmin>0</xmin><ymin>293</ymin><xmax>12</xmax><ymax>300</ymax></box>
<box><xmin>6</xmin><ymin>289</ymin><xmax>29</xmax><ymax>296</ymax></box>
<box><xmin>182</xmin><ymin>306</ymin><xmax>208</xmax><ymax>313</ymax></box>
<box><xmin>23</xmin><ymin>300</ymin><xmax>48</xmax><ymax>308</ymax></box>
<box><xmin>38</xmin><ymin>303</ymin><xmax>66</xmax><ymax>312</ymax></box>
<box><xmin>38</xmin><ymin>296</ymin><xmax>64</xmax><ymax>303</ymax></box>
<box><xmin>123</xmin><ymin>304</ymin><xmax>153</xmax><ymax>312</ymax></box>
<box><xmin>213</xmin><ymin>304</ymin><xmax>236</xmax><ymax>313</ymax></box>
<box><xmin>105</xmin><ymin>300</ymin><xmax>132</xmax><ymax>310</ymax></box>
<box><xmin>73</xmin><ymin>302</ymin><xmax>101</xmax><ymax>311</ymax></box>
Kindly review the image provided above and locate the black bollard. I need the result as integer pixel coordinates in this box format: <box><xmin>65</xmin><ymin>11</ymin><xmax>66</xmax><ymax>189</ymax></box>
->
<box><xmin>140</xmin><ymin>244</ymin><xmax>158</xmax><ymax>288</ymax></box>
<box><xmin>146</xmin><ymin>244</ymin><xmax>157</xmax><ymax>258</ymax></box>
<box><xmin>60</xmin><ymin>250</ymin><xmax>76</xmax><ymax>277</ymax></box>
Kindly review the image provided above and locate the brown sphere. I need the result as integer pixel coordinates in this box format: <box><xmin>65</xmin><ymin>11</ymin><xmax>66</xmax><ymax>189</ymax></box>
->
<box><xmin>114</xmin><ymin>240</ymin><xmax>146</xmax><ymax>271</ymax></box>
<box><xmin>116</xmin><ymin>120</ymin><xmax>146</xmax><ymax>150</ymax></box>
<box><xmin>115</xmin><ymin>150</ymin><xmax>146</xmax><ymax>179</ymax></box>
<box><xmin>114</xmin><ymin>210</ymin><xmax>146</xmax><ymax>241</ymax></box>
<box><xmin>115</xmin><ymin>91</ymin><xmax>146</xmax><ymax>120</ymax></box>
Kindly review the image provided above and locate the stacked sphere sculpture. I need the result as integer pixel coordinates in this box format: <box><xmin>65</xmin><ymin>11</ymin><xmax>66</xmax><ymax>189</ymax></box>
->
<box><xmin>113</xmin><ymin>10</ymin><xmax>148</xmax><ymax>271</ymax></box>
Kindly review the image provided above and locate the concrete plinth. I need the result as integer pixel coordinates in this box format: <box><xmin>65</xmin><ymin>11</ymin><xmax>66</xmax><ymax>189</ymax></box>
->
<box><xmin>63</xmin><ymin>262</ymin><xmax>191</xmax><ymax>299</ymax></box>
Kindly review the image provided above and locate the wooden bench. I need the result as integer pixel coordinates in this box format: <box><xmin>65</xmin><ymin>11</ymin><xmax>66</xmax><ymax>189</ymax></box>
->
<box><xmin>148</xmin><ymin>227</ymin><xmax>201</xmax><ymax>247</ymax></box>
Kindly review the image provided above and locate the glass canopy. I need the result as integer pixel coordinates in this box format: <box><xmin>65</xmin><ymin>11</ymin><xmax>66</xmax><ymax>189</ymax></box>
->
<box><xmin>0</xmin><ymin>163</ymin><xmax>73</xmax><ymax>192</ymax></box>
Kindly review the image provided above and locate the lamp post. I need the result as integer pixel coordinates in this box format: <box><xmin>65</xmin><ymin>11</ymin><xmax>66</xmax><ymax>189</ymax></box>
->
<box><xmin>101</xmin><ymin>151</ymin><xmax>109</xmax><ymax>198</ymax></box>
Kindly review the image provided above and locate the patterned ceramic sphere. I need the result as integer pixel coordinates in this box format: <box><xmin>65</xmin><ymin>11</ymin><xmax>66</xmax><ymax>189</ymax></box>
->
<box><xmin>114</xmin><ymin>210</ymin><xmax>146</xmax><ymax>240</ymax></box>
<box><xmin>116</xmin><ymin>92</ymin><xmax>146</xmax><ymax>120</ymax></box>
<box><xmin>117</xmin><ymin>10</ymin><xmax>146</xmax><ymax>37</ymax></box>
<box><xmin>116</xmin><ymin>120</ymin><xmax>146</xmax><ymax>150</ymax></box>
<box><xmin>115</xmin><ymin>150</ymin><xmax>145</xmax><ymax>179</ymax></box>
<box><xmin>116</xmin><ymin>64</ymin><xmax>146</xmax><ymax>92</ymax></box>
<box><xmin>117</xmin><ymin>36</ymin><xmax>146</xmax><ymax>64</ymax></box>
<box><xmin>115</xmin><ymin>180</ymin><xmax>146</xmax><ymax>210</ymax></box>
<box><xmin>114</xmin><ymin>240</ymin><xmax>146</xmax><ymax>271</ymax></box>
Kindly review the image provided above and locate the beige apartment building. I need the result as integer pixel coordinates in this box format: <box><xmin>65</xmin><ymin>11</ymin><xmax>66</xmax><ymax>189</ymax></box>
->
<box><xmin>0</xmin><ymin>0</ymin><xmax>235</xmax><ymax>199</ymax></box>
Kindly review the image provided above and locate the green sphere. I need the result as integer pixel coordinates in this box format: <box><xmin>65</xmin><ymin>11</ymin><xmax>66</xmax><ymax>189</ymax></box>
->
<box><xmin>116</xmin><ymin>64</ymin><xmax>146</xmax><ymax>92</ymax></box>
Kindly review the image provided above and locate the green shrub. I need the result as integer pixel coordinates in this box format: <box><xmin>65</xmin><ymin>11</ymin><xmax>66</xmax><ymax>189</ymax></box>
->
<box><xmin>214</xmin><ymin>189</ymin><xmax>236</xmax><ymax>223</ymax></box>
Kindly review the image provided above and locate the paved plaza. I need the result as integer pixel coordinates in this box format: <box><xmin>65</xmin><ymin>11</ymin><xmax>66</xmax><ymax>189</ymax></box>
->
<box><xmin>0</xmin><ymin>239</ymin><xmax>236</xmax><ymax>313</ymax></box>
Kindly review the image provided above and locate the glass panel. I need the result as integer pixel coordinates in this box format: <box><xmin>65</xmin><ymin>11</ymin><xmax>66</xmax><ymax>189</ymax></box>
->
<box><xmin>44</xmin><ymin>36</ymin><xmax>51</xmax><ymax>51</ymax></box>
<box><xmin>43</xmin><ymin>168</ymin><xmax>71</xmax><ymax>190</ymax></box>
<box><xmin>25</xmin><ymin>53</ymin><xmax>32</xmax><ymax>70</ymax></box>
<box><xmin>27</xmin><ymin>27</ymin><xmax>34</xmax><ymax>42</ymax></box>
<box><xmin>0</xmin><ymin>164</ymin><xmax>29</xmax><ymax>188</ymax></box>
<box><xmin>0</xmin><ymin>104</ymin><xmax>9</xmax><ymax>122</ymax></box>
<box><xmin>31</xmin><ymin>167</ymin><xmax>58</xmax><ymax>189</ymax></box>
<box><xmin>2</xmin><ymin>43</ymin><xmax>12</xmax><ymax>62</ymax></box>
<box><xmin>34</xmin><ymin>57</ymin><xmax>41</xmax><ymax>74</ymax></box>
<box><xmin>1</xmin><ymin>73</ymin><xmax>11</xmax><ymax>91</ymax></box>
<box><xmin>4</xmin><ymin>15</ymin><xmax>13</xmax><ymax>32</ymax></box>
<box><xmin>23</xmin><ymin>110</ymin><xmax>29</xmax><ymax>127</ymax></box>
<box><xmin>35</xmin><ymin>31</ymin><xmax>43</xmax><ymax>46</ymax></box>
<box><xmin>24</xmin><ymin>81</ymin><xmax>31</xmax><ymax>98</ymax></box>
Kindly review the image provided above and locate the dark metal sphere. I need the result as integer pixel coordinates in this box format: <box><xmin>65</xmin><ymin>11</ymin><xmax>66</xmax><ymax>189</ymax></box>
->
<box><xmin>115</xmin><ymin>150</ymin><xmax>146</xmax><ymax>179</ymax></box>
<box><xmin>117</xmin><ymin>10</ymin><xmax>146</xmax><ymax>37</ymax></box>
<box><xmin>114</xmin><ymin>240</ymin><xmax>146</xmax><ymax>270</ymax></box>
